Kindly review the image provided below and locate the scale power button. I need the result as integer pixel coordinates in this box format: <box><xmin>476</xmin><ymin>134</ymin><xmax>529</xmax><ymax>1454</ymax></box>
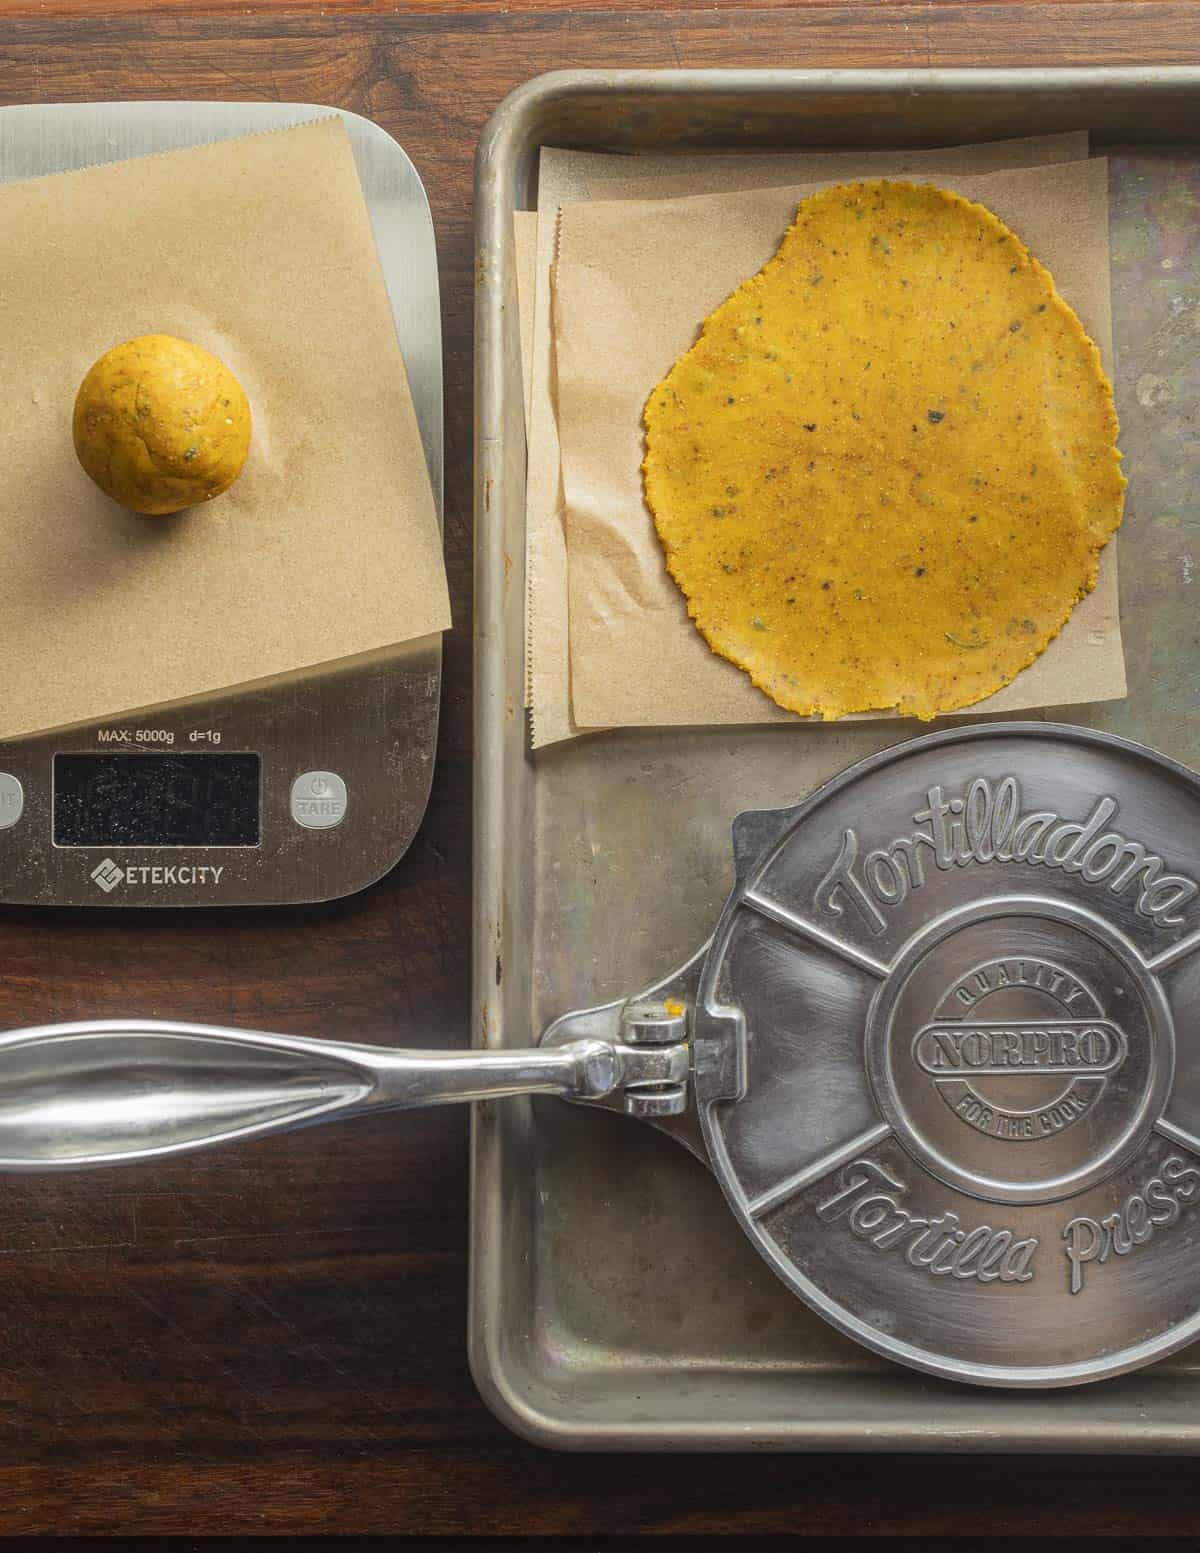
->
<box><xmin>0</xmin><ymin>773</ymin><xmax>24</xmax><ymax>831</ymax></box>
<box><xmin>290</xmin><ymin>770</ymin><xmax>348</xmax><ymax>830</ymax></box>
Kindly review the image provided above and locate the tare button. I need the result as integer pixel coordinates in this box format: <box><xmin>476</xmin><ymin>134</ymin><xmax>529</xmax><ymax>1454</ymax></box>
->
<box><xmin>0</xmin><ymin>773</ymin><xmax>24</xmax><ymax>831</ymax></box>
<box><xmin>290</xmin><ymin>770</ymin><xmax>347</xmax><ymax>830</ymax></box>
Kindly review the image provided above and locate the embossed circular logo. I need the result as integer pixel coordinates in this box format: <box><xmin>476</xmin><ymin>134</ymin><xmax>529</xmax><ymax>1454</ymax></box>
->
<box><xmin>911</xmin><ymin>956</ymin><xmax>1128</xmax><ymax>1143</ymax></box>
<box><xmin>865</xmin><ymin>897</ymin><xmax>1173</xmax><ymax>1206</ymax></box>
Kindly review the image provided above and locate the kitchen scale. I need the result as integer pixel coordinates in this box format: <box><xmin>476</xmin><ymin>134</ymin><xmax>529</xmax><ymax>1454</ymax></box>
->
<box><xmin>0</xmin><ymin>102</ymin><xmax>442</xmax><ymax>907</ymax></box>
<box><xmin>0</xmin><ymin>722</ymin><xmax>1199</xmax><ymax>1390</ymax></box>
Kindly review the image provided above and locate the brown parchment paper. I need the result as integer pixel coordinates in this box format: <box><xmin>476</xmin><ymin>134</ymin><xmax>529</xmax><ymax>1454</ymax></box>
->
<box><xmin>0</xmin><ymin>117</ymin><xmax>450</xmax><ymax>743</ymax></box>
<box><xmin>514</xmin><ymin>210</ymin><xmax>538</xmax><ymax>428</ymax></box>
<box><xmin>526</xmin><ymin>134</ymin><xmax>1089</xmax><ymax>746</ymax></box>
<box><xmin>554</xmin><ymin>157</ymin><xmax>1124</xmax><ymax>731</ymax></box>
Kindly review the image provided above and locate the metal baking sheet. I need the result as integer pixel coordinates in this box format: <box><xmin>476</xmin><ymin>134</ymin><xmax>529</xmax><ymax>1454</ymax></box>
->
<box><xmin>472</xmin><ymin>68</ymin><xmax>1200</xmax><ymax>1451</ymax></box>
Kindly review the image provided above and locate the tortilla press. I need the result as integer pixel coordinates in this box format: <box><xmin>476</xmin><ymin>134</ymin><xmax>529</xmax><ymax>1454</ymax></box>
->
<box><xmin>2</xmin><ymin>721</ymin><xmax>1199</xmax><ymax>1390</ymax></box>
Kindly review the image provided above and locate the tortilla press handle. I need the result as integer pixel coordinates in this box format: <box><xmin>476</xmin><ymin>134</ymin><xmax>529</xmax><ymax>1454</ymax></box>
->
<box><xmin>0</xmin><ymin>1016</ymin><xmax>688</xmax><ymax>1170</ymax></box>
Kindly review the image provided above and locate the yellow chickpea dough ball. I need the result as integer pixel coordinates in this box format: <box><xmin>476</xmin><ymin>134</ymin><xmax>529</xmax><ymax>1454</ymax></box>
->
<box><xmin>73</xmin><ymin>334</ymin><xmax>252</xmax><ymax>516</ymax></box>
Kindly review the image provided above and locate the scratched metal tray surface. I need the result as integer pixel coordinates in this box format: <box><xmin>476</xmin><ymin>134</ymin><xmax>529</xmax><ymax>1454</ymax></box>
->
<box><xmin>472</xmin><ymin>68</ymin><xmax>1200</xmax><ymax>1450</ymax></box>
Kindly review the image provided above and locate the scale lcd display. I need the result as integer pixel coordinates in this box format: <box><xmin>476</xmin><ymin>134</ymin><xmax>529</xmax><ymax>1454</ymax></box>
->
<box><xmin>54</xmin><ymin>753</ymin><xmax>261</xmax><ymax>847</ymax></box>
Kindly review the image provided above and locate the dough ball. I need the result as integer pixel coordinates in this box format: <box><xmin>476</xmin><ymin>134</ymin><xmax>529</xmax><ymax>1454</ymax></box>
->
<box><xmin>73</xmin><ymin>334</ymin><xmax>251</xmax><ymax>516</ymax></box>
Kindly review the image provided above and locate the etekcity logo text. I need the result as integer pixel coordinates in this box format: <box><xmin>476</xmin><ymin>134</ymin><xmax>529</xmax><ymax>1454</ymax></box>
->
<box><xmin>88</xmin><ymin>859</ymin><xmax>226</xmax><ymax>893</ymax></box>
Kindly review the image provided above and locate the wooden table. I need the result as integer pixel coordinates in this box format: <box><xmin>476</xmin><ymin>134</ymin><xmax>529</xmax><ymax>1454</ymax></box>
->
<box><xmin>1</xmin><ymin>0</ymin><xmax>1199</xmax><ymax>1537</ymax></box>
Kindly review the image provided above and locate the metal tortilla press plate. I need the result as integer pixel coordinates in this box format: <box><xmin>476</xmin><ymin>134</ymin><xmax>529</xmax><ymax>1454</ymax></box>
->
<box><xmin>606</xmin><ymin>719</ymin><xmax>1200</xmax><ymax>1388</ymax></box>
<box><xmin>1</xmin><ymin>722</ymin><xmax>1199</xmax><ymax>1389</ymax></box>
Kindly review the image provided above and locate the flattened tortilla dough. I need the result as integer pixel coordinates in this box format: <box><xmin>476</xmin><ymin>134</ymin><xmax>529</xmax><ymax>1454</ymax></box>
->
<box><xmin>642</xmin><ymin>178</ymin><xmax>1126</xmax><ymax>721</ymax></box>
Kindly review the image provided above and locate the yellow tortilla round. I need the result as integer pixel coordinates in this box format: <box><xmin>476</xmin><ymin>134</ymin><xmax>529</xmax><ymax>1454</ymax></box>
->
<box><xmin>642</xmin><ymin>179</ymin><xmax>1125</xmax><ymax>721</ymax></box>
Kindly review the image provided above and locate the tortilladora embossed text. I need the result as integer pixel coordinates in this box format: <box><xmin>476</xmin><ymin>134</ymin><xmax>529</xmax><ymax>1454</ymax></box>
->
<box><xmin>817</xmin><ymin>775</ymin><xmax>1198</xmax><ymax>933</ymax></box>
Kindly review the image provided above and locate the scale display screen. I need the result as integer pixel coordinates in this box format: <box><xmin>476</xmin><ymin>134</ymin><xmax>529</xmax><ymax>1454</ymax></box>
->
<box><xmin>54</xmin><ymin>753</ymin><xmax>261</xmax><ymax>848</ymax></box>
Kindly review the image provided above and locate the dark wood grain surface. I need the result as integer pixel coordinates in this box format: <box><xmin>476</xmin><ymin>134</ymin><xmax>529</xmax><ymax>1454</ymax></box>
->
<box><xmin>1</xmin><ymin>2</ymin><xmax>1199</xmax><ymax>1537</ymax></box>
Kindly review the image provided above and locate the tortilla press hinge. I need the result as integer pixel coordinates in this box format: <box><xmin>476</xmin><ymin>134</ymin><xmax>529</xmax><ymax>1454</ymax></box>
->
<box><xmin>619</xmin><ymin>1003</ymin><xmax>689</xmax><ymax>1117</ymax></box>
<box><xmin>540</xmin><ymin>958</ymin><xmax>708</xmax><ymax>1119</ymax></box>
<box><xmin>539</xmin><ymin>942</ymin><xmax>748</xmax><ymax>1123</ymax></box>
<box><xmin>540</xmin><ymin>999</ymin><xmax>691</xmax><ymax>1118</ymax></box>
